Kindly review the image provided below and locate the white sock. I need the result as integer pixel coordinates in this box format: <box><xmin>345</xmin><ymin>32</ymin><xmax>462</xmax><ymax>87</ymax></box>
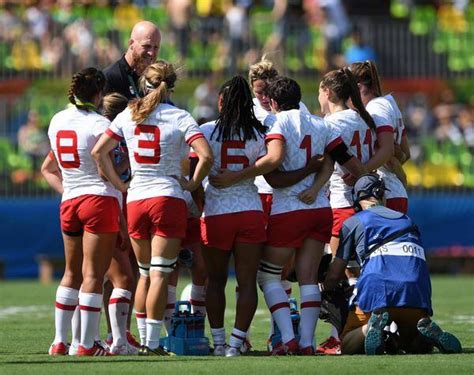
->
<box><xmin>79</xmin><ymin>292</ymin><xmax>102</xmax><ymax>349</ymax></box>
<box><xmin>109</xmin><ymin>288</ymin><xmax>132</xmax><ymax>347</ymax></box>
<box><xmin>145</xmin><ymin>318</ymin><xmax>163</xmax><ymax>350</ymax></box>
<box><xmin>190</xmin><ymin>284</ymin><xmax>206</xmax><ymax>316</ymax></box>
<box><xmin>330</xmin><ymin>325</ymin><xmax>340</xmax><ymax>340</ymax></box>
<box><xmin>211</xmin><ymin>327</ymin><xmax>226</xmax><ymax>346</ymax></box>
<box><xmin>263</xmin><ymin>282</ymin><xmax>294</xmax><ymax>343</ymax></box>
<box><xmin>267</xmin><ymin>280</ymin><xmax>291</xmax><ymax>340</ymax></box>
<box><xmin>136</xmin><ymin>312</ymin><xmax>147</xmax><ymax>346</ymax></box>
<box><xmin>298</xmin><ymin>284</ymin><xmax>321</xmax><ymax>349</ymax></box>
<box><xmin>53</xmin><ymin>286</ymin><xmax>79</xmax><ymax>344</ymax></box>
<box><xmin>94</xmin><ymin>310</ymin><xmax>102</xmax><ymax>342</ymax></box>
<box><xmin>164</xmin><ymin>285</ymin><xmax>176</xmax><ymax>334</ymax></box>
<box><xmin>71</xmin><ymin>305</ymin><xmax>81</xmax><ymax>348</ymax></box>
<box><xmin>229</xmin><ymin>328</ymin><xmax>246</xmax><ymax>349</ymax></box>
<box><xmin>281</xmin><ymin>280</ymin><xmax>292</xmax><ymax>297</ymax></box>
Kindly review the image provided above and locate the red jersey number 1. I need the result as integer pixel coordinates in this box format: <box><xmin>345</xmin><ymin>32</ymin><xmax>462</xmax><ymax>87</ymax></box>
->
<box><xmin>299</xmin><ymin>135</ymin><xmax>312</xmax><ymax>165</ymax></box>
<box><xmin>134</xmin><ymin>124</ymin><xmax>161</xmax><ymax>164</ymax></box>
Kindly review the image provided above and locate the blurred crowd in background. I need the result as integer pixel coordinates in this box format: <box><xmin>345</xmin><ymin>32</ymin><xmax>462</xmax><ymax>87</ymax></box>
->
<box><xmin>0</xmin><ymin>0</ymin><xmax>473</xmax><ymax>191</ymax></box>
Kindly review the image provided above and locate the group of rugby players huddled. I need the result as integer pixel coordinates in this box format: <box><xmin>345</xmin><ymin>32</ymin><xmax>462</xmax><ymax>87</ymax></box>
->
<box><xmin>43</xmin><ymin>20</ymin><xmax>460</xmax><ymax>358</ymax></box>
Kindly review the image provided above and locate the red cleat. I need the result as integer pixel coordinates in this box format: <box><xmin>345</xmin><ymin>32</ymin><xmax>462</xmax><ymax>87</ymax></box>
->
<box><xmin>316</xmin><ymin>336</ymin><xmax>341</xmax><ymax>355</ymax></box>
<box><xmin>271</xmin><ymin>338</ymin><xmax>299</xmax><ymax>356</ymax></box>
<box><xmin>48</xmin><ymin>342</ymin><xmax>68</xmax><ymax>356</ymax></box>
<box><xmin>299</xmin><ymin>346</ymin><xmax>315</xmax><ymax>355</ymax></box>
<box><xmin>77</xmin><ymin>343</ymin><xmax>113</xmax><ymax>356</ymax></box>
<box><xmin>126</xmin><ymin>330</ymin><xmax>141</xmax><ymax>348</ymax></box>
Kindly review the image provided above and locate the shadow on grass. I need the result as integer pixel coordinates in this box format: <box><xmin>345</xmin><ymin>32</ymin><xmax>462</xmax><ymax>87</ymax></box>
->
<box><xmin>3</xmin><ymin>357</ymin><xmax>219</xmax><ymax>365</ymax></box>
<box><xmin>3</xmin><ymin>348</ymin><xmax>473</xmax><ymax>364</ymax></box>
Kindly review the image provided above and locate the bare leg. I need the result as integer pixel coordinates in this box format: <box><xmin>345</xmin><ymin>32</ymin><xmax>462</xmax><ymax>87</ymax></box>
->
<box><xmin>233</xmin><ymin>242</ymin><xmax>262</xmax><ymax>331</ymax></box>
<box><xmin>201</xmin><ymin>246</ymin><xmax>231</xmax><ymax>329</ymax></box>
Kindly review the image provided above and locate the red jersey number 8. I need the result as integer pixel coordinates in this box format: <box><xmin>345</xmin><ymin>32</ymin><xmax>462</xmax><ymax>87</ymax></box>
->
<box><xmin>56</xmin><ymin>130</ymin><xmax>80</xmax><ymax>168</ymax></box>
<box><xmin>134</xmin><ymin>124</ymin><xmax>161</xmax><ymax>164</ymax></box>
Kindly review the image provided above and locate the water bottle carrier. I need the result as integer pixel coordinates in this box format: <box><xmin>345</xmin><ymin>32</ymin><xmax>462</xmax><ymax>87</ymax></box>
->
<box><xmin>159</xmin><ymin>301</ymin><xmax>210</xmax><ymax>355</ymax></box>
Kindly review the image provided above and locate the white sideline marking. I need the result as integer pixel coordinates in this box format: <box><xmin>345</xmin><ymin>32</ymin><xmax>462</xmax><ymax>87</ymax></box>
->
<box><xmin>0</xmin><ymin>305</ymin><xmax>51</xmax><ymax>320</ymax></box>
<box><xmin>453</xmin><ymin>315</ymin><xmax>474</xmax><ymax>324</ymax></box>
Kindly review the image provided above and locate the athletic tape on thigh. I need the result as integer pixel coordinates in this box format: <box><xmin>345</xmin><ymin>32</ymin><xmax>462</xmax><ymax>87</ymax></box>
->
<box><xmin>137</xmin><ymin>261</ymin><xmax>151</xmax><ymax>277</ymax></box>
<box><xmin>257</xmin><ymin>260</ymin><xmax>283</xmax><ymax>287</ymax></box>
<box><xmin>150</xmin><ymin>256</ymin><xmax>177</xmax><ymax>273</ymax></box>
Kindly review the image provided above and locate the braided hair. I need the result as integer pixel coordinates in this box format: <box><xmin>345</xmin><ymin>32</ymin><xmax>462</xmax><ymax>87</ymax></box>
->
<box><xmin>211</xmin><ymin>75</ymin><xmax>267</xmax><ymax>142</ymax></box>
<box><xmin>68</xmin><ymin>67</ymin><xmax>106</xmax><ymax>112</ymax></box>
<box><xmin>321</xmin><ymin>68</ymin><xmax>376</xmax><ymax>131</ymax></box>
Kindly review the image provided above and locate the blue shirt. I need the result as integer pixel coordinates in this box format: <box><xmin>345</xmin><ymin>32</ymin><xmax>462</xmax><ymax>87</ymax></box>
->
<box><xmin>337</xmin><ymin>205</ymin><xmax>432</xmax><ymax>314</ymax></box>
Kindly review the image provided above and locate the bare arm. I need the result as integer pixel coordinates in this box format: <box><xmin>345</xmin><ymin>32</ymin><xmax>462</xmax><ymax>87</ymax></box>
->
<box><xmin>182</xmin><ymin>137</ymin><xmax>213</xmax><ymax>192</ymax></box>
<box><xmin>208</xmin><ymin>139</ymin><xmax>285</xmax><ymax>189</ymax></box>
<box><xmin>188</xmin><ymin>156</ymin><xmax>205</xmax><ymax>212</ymax></box>
<box><xmin>91</xmin><ymin>134</ymin><xmax>127</xmax><ymax>192</ymax></box>
<box><xmin>41</xmin><ymin>152</ymin><xmax>63</xmax><ymax>194</ymax></box>
<box><xmin>385</xmin><ymin>156</ymin><xmax>408</xmax><ymax>188</ymax></box>
<box><xmin>297</xmin><ymin>154</ymin><xmax>334</xmax><ymax>204</ymax></box>
<box><xmin>395</xmin><ymin>133</ymin><xmax>411</xmax><ymax>164</ymax></box>
<box><xmin>264</xmin><ymin>154</ymin><xmax>325</xmax><ymax>189</ymax></box>
<box><xmin>365</xmin><ymin>132</ymin><xmax>395</xmax><ymax>172</ymax></box>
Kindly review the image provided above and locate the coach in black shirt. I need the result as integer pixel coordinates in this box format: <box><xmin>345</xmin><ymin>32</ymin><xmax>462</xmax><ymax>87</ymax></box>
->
<box><xmin>104</xmin><ymin>21</ymin><xmax>161</xmax><ymax>100</ymax></box>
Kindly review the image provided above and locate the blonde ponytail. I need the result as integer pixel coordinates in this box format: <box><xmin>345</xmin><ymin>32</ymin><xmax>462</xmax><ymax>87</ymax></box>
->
<box><xmin>128</xmin><ymin>60</ymin><xmax>177</xmax><ymax>124</ymax></box>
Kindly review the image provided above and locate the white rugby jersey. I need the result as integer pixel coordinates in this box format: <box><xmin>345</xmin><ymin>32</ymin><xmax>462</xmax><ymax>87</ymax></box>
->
<box><xmin>201</xmin><ymin>121</ymin><xmax>265</xmax><ymax>217</ymax></box>
<box><xmin>252</xmin><ymin>98</ymin><xmax>311</xmax><ymax>195</ymax></box>
<box><xmin>106</xmin><ymin>103</ymin><xmax>203</xmax><ymax>203</ymax></box>
<box><xmin>367</xmin><ymin>95</ymin><xmax>408</xmax><ymax>199</ymax></box>
<box><xmin>266</xmin><ymin>109</ymin><xmax>343</xmax><ymax>215</ymax></box>
<box><xmin>327</xmin><ymin>109</ymin><xmax>376</xmax><ymax>208</ymax></box>
<box><xmin>48</xmin><ymin>106</ymin><xmax>120</xmax><ymax>202</ymax></box>
<box><xmin>253</xmin><ymin>98</ymin><xmax>275</xmax><ymax>194</ymax></box>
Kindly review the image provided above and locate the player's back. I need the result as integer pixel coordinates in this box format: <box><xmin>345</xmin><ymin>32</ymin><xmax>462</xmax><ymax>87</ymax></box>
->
<box><xmin>384</xmin><ymin>94</ymin><xmax>405</xmax><ymax>145</ymax></box>
<box><xmin>368</xmin><ymin>95</ymin><xmax>408</xmax><ymax>199</ymax></box>
<box><xmin>327</xmin><ymin>109</ymin><xmax>375</xmax><ymax>207</ymax></box>
<box><xmin>109</xmin><ymin>103</ymin><xmax>202</xmax><ymax>202</ymax></box>
<box><xmin>48</xmin><ymin>106</ymin><xmax>117</xmax><ymax>202</ymax></box>
<box><xmin>266</xmin><ymin>109</ymin><xmax>337</xmax><ymax>214</ymax></box>
<box><xmin>201</xmin><ymin>121</ymin><xmax>265</xmax><ymax>217</ymax></box>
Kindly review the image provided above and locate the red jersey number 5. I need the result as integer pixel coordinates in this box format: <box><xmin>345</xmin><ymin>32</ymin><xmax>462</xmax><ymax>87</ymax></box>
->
<box><xmin>221</xmin><ymin>140</ymin><xmax>249</xmax><ymax>169</ymax></box>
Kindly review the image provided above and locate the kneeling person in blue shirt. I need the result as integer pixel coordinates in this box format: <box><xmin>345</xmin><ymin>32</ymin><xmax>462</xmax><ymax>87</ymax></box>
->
<box><xmin>323</xmin><ymin>173</ymin><xmax>462</xmax><ymax>355</ymax></box>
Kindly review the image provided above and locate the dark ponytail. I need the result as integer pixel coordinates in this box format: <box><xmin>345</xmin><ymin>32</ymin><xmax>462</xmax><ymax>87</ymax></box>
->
<box><xmin>343</xmin><ymin>68</ymin><xmax>376</xmax><ymax>131</ymax></box>
<box><xmin>349</xmin><ymin>60</ymin><xmax>382</xmax><ymax>98</ymax></box>
<box><xmin>211</xmin><ymin>75</ymin><xmax>267</xmax><ymax>142</ymax></box>
<box><xmin>68</xmin><ymin>67</ymin><xmax>106</xmax><ymax>112</ymax></box>
<box><xmin>321</xmin><ymin>68</ymin><xmax>376</xmax><ymax>131</ymax></box>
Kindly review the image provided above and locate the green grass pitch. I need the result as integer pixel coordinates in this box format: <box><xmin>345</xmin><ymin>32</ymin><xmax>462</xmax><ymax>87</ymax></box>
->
<box><xmin>0</xmin><ymin>276</ymin><xmax>473</xmax><ymax>374</ymax></box>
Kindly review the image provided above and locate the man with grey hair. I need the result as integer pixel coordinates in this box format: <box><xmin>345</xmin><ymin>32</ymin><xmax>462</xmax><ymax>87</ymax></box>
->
<box><xmin>104</xmin><ymin>21</ymin><xmax>161</xmax><ymax>99</ymax></box>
